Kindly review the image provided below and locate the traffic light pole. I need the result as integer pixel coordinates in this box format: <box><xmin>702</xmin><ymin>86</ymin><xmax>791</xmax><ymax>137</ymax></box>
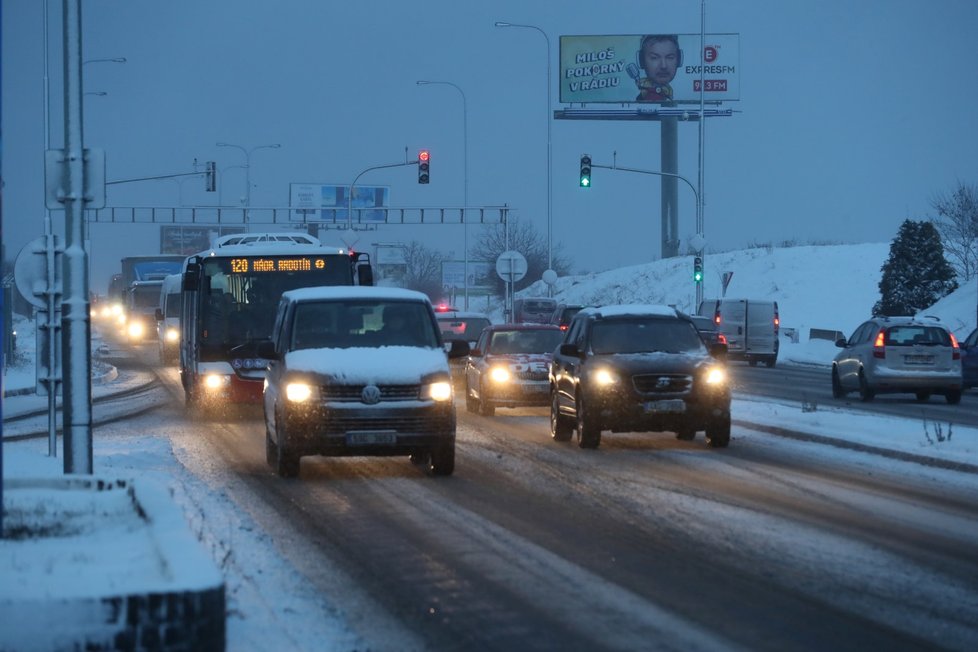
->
<box><xmin>348</xmin><ymin>159</ymin><xmax>420</xmax><ymax>231</ymax></box>
<box><xmin>590</xmin><ymin>159</ymin><xmax>704</xmax><ymax>306</ymax></box>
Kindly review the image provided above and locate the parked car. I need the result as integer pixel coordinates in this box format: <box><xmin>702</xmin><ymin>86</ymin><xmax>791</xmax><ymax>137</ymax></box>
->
<box><xmin>699</xmin><ymin>298</ymin><xmax>779</xmax><ymax>367</ymax></box>
<box><xmin>436</xmin><ymin>309</ymin><xmax>493</xmax><ymax>387</ymax></box>
<box><xmin>831</xmin><ymin>316</ymin><xmax>962</xmax><ymax>403</ymax></box>
<box><xmin>513</xmin><ymin>297</ymin><xmax>557</xmax><ymax>324</ymax></box>
<box><xmin>549</xmin><ymin>303</ymin><xmax>589</xmax><ymax>331</ymax></box>
<box><xmin>465</xmin><ymin>324</ymin><xmax>565</xmax><ymax>416</ymax></box>
<box><xmin>259</xmin><ymin>286</ymin><xmax>469</xmax><ymax>478</ymax></box>
<box><xmin>550</xmin><ymin>305</ymin><xmax>731</xmax><ymax>449</ymax></box>
<box><xmin>155</xmin><ymin>273</ymin><xmax>182</xmax><ymax>365</ymax></box>
<box><xmin>955</xmin><ymin>326</ymin><xmax>977</xmax><ymax>389</ymax></box>
<box><xmin>689</xmin><ymin>314</ymin><xmax>728</xmax><ymax>350</ymax></box>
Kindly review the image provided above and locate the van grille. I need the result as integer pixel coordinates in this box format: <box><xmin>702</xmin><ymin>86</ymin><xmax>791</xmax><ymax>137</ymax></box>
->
<box><xmin>321</xmin><ymin>384</ymin><xmax>421</xmax><ymax>401</ymax></box>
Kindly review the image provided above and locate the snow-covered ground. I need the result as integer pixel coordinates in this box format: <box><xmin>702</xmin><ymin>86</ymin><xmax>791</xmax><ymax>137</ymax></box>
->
<box><xmin>2</xmin><ymin>242</ymin><xmax>977</xmax><ymax>650</ymax></box>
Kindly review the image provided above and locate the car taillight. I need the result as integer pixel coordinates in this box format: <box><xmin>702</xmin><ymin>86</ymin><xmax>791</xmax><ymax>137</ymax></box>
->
<box><xmin>773</xmin><ymin>314</ymin><xmax>780</xmax><ymax>332</ymax></box>
<box><xmin>718</xmin><ymin>333</ymin><xmax>727</xmax><ymax>345</ymax></box>
<box><xmin>873</xmin><ymin>329</ymin><xmax>886</xmax><ymax>358</ymax></box>
<box><xmin>560</xmin><ymin>324</ymin><xmax>569</xmax><ymax>331</ymax></box>
<box><xmin>951</xmin><ymin>332</ymin><xmax>960</xmax><ymax>360</ymax></box>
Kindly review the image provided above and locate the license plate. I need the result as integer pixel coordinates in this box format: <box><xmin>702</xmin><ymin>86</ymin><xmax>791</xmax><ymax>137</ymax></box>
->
<box><xmin>904</xmin><ymin>355</ymin><xmax>934</xmax><ymax>365</ymax></box>
<box><xmin>346</xmin><ymin>431</ymin><xmax>397</xmax><ymax>445</ymax></box>
<box><xmin>644</xmin><ymin>399</ymin><xmax>686</xmax><ymax>413</ymax></box>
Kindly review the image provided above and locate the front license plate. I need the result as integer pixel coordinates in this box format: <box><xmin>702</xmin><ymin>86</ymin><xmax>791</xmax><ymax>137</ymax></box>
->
<box><xmin>645</xmin><ymin>399</ymin><xmax>686</xmax><ymax>413</ymax></box>
<box><xmin>346</xmin><ymin>431</ymin><xmax>398</xmax><ymax>446</ymax></box>
<box><xmin>904</xmin><ymin>355</ymin><xmax>934</xmax><ymax>365</ymax></box>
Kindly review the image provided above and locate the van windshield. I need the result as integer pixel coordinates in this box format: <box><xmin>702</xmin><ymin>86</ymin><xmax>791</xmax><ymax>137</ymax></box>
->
<box><xmin>291</xmin><ymin>300</ymin><xmax>439</xmax><ymax>350</ymax></box>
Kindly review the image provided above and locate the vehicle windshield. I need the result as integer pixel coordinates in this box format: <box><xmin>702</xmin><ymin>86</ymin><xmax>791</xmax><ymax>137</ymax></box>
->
<box><xmin>198</xmin><ymin>254</ymin><xmax>354</xmax><ymax>355</ymax></box>
<box><xmin>131</xmin><ymin>286</ymin><xmax>162</xmax><ymax>309</ymax></box>
<box><xmin>884</xmin><ymin>325</ymin><xmax>951</xmax><ymax>346</ymax></box>
<box><xmin>438</xmin><ymin>317</ymin><xmax>491</xmax><ymax>340</ymax></box>
<box><xmin>488</xmin><ymin>329</ymin><xmax>564</xmax><ymax>354</ymax></box>
<box><xmin>290</xmin><ymin>300</ymin><xmax>439</xmax><ymax>350</ymax></box>
<box><xmin>590</xmin><ymin>318</ymin><xmax>704</xmax><ymax>355</ymax></box>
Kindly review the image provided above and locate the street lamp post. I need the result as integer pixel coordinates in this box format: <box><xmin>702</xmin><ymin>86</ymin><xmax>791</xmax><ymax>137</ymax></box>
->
<box><xmin>495</xmin><ymin>21</ymin><xmax>553</xmax><ymax>293</ymax></box>
<box><xmin>216</xmin><ymin>142</ymin><xmax>281</xmax><ymax>222</ymax></box>
<box><xmin>416</xmin><ymin>79</ymin><xmax>469</xmax><ymax>308</ymax></box>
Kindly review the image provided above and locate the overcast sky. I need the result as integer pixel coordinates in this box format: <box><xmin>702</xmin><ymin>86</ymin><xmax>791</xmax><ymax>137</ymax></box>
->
<box><xmin>3</xmin><ymin>0</ymin><xmax>978</xmax><ymax>293</ymax></box>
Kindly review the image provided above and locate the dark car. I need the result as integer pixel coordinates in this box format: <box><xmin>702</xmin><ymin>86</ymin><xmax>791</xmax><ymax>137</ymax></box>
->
<box><xmin>550</xmin><ymin>305</ymin><xmax>731</xmax><ymax>449</ymax></box>
<box><xmin>957</xmin><ymin>327</ymin><xmax>978</xmax><ymax>389</ymax></box>
<box><xmin>260</xmin><ymin>286</ymin><xmax>468</xmax><ymax>478</ymax></box>
<box><xmin>464</xmin><ymin>324</ymin><xmax>565</xmax><ymax>416</ymax></box>
<box><xmin>689</xmin><ymin>314</ymin><xmax>728</xmax><ymax>349</ymax></box>
<box><xmin>550</xmin><ymin>303</ymin><xmax>589</xmax><ymax>331</ymax></box>
<box><xmin>436</xmin><ymin>309</ymin><xmax>493</xmax><ymax>387</ymax></box>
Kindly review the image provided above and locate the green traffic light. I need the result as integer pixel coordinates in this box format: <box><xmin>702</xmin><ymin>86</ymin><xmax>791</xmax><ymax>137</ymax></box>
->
<box><xmin>693</xmin><ymin>271</ymin><xmax>703</xmax><ymax>283</ymax></box>
<box><xmin>580</xmin><ymin>177</ymin><xmax>590</xmax><ymax>188</ymax></box>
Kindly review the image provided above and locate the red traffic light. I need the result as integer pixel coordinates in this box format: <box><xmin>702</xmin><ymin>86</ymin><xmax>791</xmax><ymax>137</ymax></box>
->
<box><xmin>419</xmin><ymin>150</ymin><xmax>430</xmax><ymax>162</ymax></box>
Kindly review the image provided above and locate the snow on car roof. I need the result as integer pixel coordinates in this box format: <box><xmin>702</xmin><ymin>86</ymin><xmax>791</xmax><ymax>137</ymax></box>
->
<box><xmin>587</xmin><ymin>304</ymin><xmax>679</xmax><ymax>318</ymax></box>
<box><xmin>283</xmin><ymin>286</ymin><xmax>430</xmax><ymax>303</ymax></box>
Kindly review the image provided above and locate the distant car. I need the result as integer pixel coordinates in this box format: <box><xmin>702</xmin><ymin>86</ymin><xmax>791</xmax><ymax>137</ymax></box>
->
<box><xmin>549</xmin><ymin>303</ymin><xmax>589</xmax><ymax>331</ymax></box>
<box><xmin>959</xmin><ymin>327</ymin><xmax>978</xmax><ymax>389</ymax></box>
<box><xmin>436</xmin><ymin>310</ymin><xmax>493</xmax><ymax>386</ymax></box>
<box><xmin>689</xmin><ymin>314</ymin><xmax>728</xmax><ymax>350</ymax></box>
<box><xmin>550</xmin><ymin>305</ymin><xmax>731</xmax><ymax>449</ymax></box>
<box><xmin>831</xmin><ymin>316</ymin><xmax>962</xmax><ymax>403</ymax></box>
<box><xmin>513</xmin><ymin>297</ymin><xmax>558</xmax><ymax>324</ymax></box>
<box><xmin>155</xmin><ymin>273</ymin><xmax>182</xmax><ymax>365</ymax></box>
<box><xmin>465</xmin><ymin>324</ymin><xmax>565</xmax><ymax>416</ymax></box>
<box><xmin>259</xmin><ymin>286</ymin><xmax>469</xmax><ymax>478</ymax></box>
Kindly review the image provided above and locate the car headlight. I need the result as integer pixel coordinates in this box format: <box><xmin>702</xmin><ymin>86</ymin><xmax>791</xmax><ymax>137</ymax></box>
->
<box><xmin>593</xmin><ymin>369</ymin><xmax>619</xmax><ymax>386</ymax></box>
<box><xmin>204</xmin><ymin>374</ymin><xmax>232</xmax><ymax>391</ymax></box>
<box><xmin>704</xmin><ymin>366</ymin><xmax>727</xmax><ymax>385</ymax></box>
<box><xmin>165</xmin><ymin>328</ymin><xmax>179</xmax><ymax>342</ymax></box>
<box><xmin>286</xmin><ymin>382</ymin><xmax>318</xmax><ymax>403</ymax></box>
<box><xmin>489</xmin><ymin>367</ymin><xmax>511</xmax><ymax>383</ymax></box>
<box><xmin>423</xmin><ymin>381</ymin><xmax>453</xmax><ymax>402</ymax></box>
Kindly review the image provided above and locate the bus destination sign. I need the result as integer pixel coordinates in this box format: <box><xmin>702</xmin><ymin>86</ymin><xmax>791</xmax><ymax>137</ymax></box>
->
<box><xmin>230</xmin><ymin>257</ymin><xmax>330</xmax><ymax>273</ymax></box>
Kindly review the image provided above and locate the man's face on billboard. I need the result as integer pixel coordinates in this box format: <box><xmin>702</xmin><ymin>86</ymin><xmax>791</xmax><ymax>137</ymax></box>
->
<box><xmin>641</xmin><ymin>39</ymin><xmax>680</xmax><ymax>84</ymax></box>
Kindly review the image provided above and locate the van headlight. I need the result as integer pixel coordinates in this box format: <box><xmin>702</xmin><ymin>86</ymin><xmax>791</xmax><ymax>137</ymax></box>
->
<box><xmin>286</xmin><ymin>382</ymin><xmax>318</xmax><ymax>403</ymax></box>
<box><xmin>165</xmin><ymin>327</ymin><xmax>179</xmax><ymax>342</ymax></box>
<box><xmin>423</xmin><ymin>381</ymin><xmax>453</xmax><ymax>402</ymax></box>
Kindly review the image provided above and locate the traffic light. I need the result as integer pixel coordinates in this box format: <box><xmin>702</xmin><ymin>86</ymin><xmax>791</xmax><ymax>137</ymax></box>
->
<box><xmin>693</xmin><ymin>256</ymin><xmax>704</xmax><ymax>283</ymax></box>
<box><xmin>579</xmin><ymin>154</ymin><xmax>591</xmax><ymax>188</ymax></box>
<box><xmin>418</xmin><ymin>149</ymin><xmax>430</xmax><ymax>184</ymax></box>
<box><xmin>205</xmin><ymin>161</ymin><xmax>216</xmax><ymax>192</ymax></box>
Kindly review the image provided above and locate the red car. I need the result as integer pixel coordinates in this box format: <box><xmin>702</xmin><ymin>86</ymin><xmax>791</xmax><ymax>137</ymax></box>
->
<box><xmin>464</xmin><ymin>324</ymin><xmax>565</xmax><ymax>416</ymax></box>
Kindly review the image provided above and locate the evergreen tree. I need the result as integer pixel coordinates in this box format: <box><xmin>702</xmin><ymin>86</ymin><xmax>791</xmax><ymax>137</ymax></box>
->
<box><xmin>873</xmin><ymin>219</ymin><xmax>958</xmax><ymax>316</ymax></box>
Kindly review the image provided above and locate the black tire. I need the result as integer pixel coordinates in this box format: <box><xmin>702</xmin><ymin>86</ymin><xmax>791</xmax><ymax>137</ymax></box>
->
<box><xmin>465</xmin><ymin>382</ymin><xmax>478</xmax><ymax>413</ymax></box>
<box><xmin>576</xmin><ymin>395</ymin><xmax>601</xmax><ymax>449</ymax></box>
<box><xmin>478</xmin><ymin>383</ymin><xmax>495</xmax><ymax>417</ymax></box>
<box><xmin>265</xmin><ymin>422</ymin><xmax>276</xmax><ymax>466</ymax></box>
<box><xmin>428</xmin><ymin>442</ymin><xmax>455</xmax><ymax>476</ymax></box>
<box><xmin>831</xmin><ymin>367</ymin><xmax>846</xmax><ymax>399</ymax></box>
<box><xmin>409</xmin><ymin>451</ymin><xmax>430</xmax><ymax>466</ymax></box>
<box><xmin>915</xmin><ymin>391</ymin><xmax>932</xmax><ymax>402</ymax></box>
<box><xmin>273</xmin><ymin>416</ymin><xmax>301</xmax><ymax>478</ymax></box>
<box><xmin>858</xmin><ymin>370</ymin><xmax>875</xmax><ymax>402</ymax></box>
<box><xmin>764</xmin><ymin>357</ymin><xmax>776</xmax><ymax>368</ymax></box>
<box><xmin>748</xmin><ymin>360</ymin><xmax>758</xmax><ymax>367</ymax></box>
<box><xmin>675</xmin><ymin>426</ymin><xmax>696</xmax><ymax>441</ymax></box>
<box><xmin>945</xmin><ymin>390</ymin><xmax>962</xmax><ymax>405</ymax></box>
<box><xmin>550</xmin><ymin>392</ymin><xmax>573</xmax><ymax>442</ymax></box>
<box><xmin>705</xmin><ymin>414</ymin><xmax>731</xmax><ymax>448</ymax></box>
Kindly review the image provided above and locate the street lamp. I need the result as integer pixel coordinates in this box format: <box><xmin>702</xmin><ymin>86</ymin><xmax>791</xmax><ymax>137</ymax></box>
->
<box><xmin>83</xmin><ymin>57</ymin><xmax>126</xmax><ymax>66</ymax></box>
<box><xmin>495</xmin><ymin>21</ymin><xmax>553</xmax><ymax>294</ymax></box>
<box><xmin>83</xmin><ymin>91</ymin><xmax>107</xmax><ymax>97</ymax></box>
<box><xmin>416</xmin><ymin>79</ymin><xmax>470</xmax><ymax>308</ymax></box>
<box><xmin>219</xmin><ymin>165</ymin><xmax>248</xmax><ymax>206</ymax></box>
<box><xmin>216</xmin><ymin>142</ymin><xmax>281</xmax><ymax>221</ymax></box>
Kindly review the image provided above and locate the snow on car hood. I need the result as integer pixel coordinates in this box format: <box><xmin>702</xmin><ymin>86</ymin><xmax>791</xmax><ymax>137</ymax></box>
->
<box><xmin>284</xmin><ymin>346</ymin><xmax>450</xmax><ymax>384</ymax></box>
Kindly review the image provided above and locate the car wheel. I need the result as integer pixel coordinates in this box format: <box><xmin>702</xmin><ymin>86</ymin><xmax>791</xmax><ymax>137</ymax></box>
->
<box><xmin>273</xmin><ymin>415</ymin><xmax>301</xmax><ymax>478</ymax></box>
<box><xmin>764</xmin><ymin>357</ymin><xmax>776</xmax><ymax>368</ymax></box>
<box><xmin>550</xmin><ymin>392</ymin><xmax>573</xmax><ymax>442</ymax></box>
<box><xmin>478</xmin><ymin>383</ymin><xmax>495</xmax><ymax>417</ymax></box>
<box><xmin>915</xmin><ymin>391</ymin><xmax>932</xmax><ymax>402</ymax></box>
<box><xmin>428</xmin><ymin>442</ymin><xmax>455</xmax><ymax>476</ymax></box>
<box><xmin>409</xmin><ymin>451</ymin><xmax>430</xmax><ymax>466</ymax></box>
<box><xmin>858</xmin><ymin>370</ymin><xmax>875</xmax><ymax>402</ymax></box>
<box><xmin>576</xmin><ymin>395</ymin><xmax>601</xmax><ymax>449</ymax></box>
<box><xmin>945</xmin><ymin>390</ymin><xmax>962</xmax><ymax>405</ymax></box>
<box><xmin>265</xmin><ymin>420</ymin><xmax>276</xmax><ymax>466</ymax></box>
<box><xmin>675</xmin><ymin>425</ymin><xmax>696</xmax><ymax>441</ymax></box>
<box><xmin>748</xmin><ymin>359</ymin><xmax>758</xmax><ymax>367</ymax></box>
<box><xmin>465</xmin><ymin>383</ymin><xmax>479</xmax><ymax>413</ymax></box>
<box><xmin>831</xmin><ymin>367</ymin><xmax>846</xmax><ymax>398</ymax></box>
<box><xmin>705</xmin><ymin>414</ymin><xmax>731</xmax><ymax>448</ymax></box>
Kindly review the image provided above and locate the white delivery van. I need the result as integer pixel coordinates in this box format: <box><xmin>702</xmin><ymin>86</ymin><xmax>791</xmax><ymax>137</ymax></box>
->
<box><xmin>698</xmin><ymin>298</ymin><xmax>780</xmax><ymax>367</ymax></box>
<box><xmin>155</xmin><ymin>273</ymin><xmax>183</xmax><ymax>365</ymax></box>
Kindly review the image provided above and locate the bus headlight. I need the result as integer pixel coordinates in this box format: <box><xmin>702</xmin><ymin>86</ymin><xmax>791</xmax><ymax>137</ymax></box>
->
<box><xmin>423</xmin><ymin>381</ymin><xmax>453</xmax><ymax>402</ymax></box>
<box><xmin>204</xmin><ymin>374</ymin><xmax>232</xmax><ymax>391</ymax></box>
<box><xmin>286</xmin><ymin>382</ymin><xmax>318</xmax><ymax>403</ymax></box>
<box><xmin>165</xmin><ymin>328</ymin><xmax>179</xmax><ymax>342</ymax></box>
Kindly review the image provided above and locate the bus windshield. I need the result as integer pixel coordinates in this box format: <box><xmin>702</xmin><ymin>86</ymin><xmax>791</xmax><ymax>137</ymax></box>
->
<box><xmin>197</xmin><ymin>253</ymin><xmax>354</xmax><ymax>356</ymax></box>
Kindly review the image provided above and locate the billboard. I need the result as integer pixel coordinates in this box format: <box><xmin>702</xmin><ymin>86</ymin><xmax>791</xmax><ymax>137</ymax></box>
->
<box><xmin>559</xmin><ymin>33</ymin><xmax>739</xmax><ymax>104</ymax></box>
<box><xmin>289</xmin><ymin>183</ymin><xmax>390</xmax><ymax>223</ymax></box>
<box><xmin>441</xmin><ymin>261</ymin><xmax>493</xmax><ymax>294</ymax></box>
<box><xmin>160</xmin><ymin>225</ymin><xmax>245</xmax><ymax>255</ymax></box>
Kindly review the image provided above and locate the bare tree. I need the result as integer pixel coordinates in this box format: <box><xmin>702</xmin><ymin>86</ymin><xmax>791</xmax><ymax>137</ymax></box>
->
<box><xmin>470</xmin><ymin>215</ymin><xmax>572</xmax><ymax>294</ymax></box>
<box><xmin>931</xmin><ymin>181</ymin><xmax>978</xmax><ymax>281</ymax></box>
<box><xmin>400</xmin><ymin>240</ymin><xmax>449</xmax><ymax>301</ymax></box>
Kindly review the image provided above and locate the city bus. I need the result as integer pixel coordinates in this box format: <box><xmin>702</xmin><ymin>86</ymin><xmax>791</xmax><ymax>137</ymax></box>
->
<box><xmin>179</xmin><ymin>233</ymin><xmax>373</xmax><ymax>407</ymax></box>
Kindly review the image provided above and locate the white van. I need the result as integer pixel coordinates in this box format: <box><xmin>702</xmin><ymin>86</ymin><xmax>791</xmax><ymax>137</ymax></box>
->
<box><xmin>698</xmin><ymin>299</ymin><xmax>780</xmax><ymax>367</ymax></box>
<box><xmin>155</xmin><ymin>273</ymin><xmax>182</xmax><ymax>364</ymax></box>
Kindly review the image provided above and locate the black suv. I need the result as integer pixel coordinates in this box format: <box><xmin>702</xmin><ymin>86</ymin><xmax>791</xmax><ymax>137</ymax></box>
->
<box><xmin>550</xmin><ymin>305</ymin><xmax>731</xmax><ymax>449</ymax></box>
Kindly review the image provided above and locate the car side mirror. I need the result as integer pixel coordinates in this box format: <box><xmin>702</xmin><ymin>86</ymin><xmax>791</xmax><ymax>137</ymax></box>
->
<box><xmin>155</xmin><ymin>308</ymin><xmax>164</xmax><ymax>321</ymax></box>
<box><xmin>468</xmin><ymin>347</ymin><xmax>482</xmax><ymax>358</ymax></box>
<box><xmin>447</xmin><ymin>339</ymin><xmax>470</xmax><ymax>359</ymax></box>
<box><xmin>256</xmin><ymin>339</ymin><xmax>278</xmax><ymax>359</ymax></box>
<box><xmin>835</xmin><ymin>338</ymin><xmax>847</xmax><ymax>348</ymax></box>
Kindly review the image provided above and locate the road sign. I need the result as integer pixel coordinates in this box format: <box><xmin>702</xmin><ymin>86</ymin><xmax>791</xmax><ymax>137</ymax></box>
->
<box><xmin>495</xmin><ymin>250</ymin><xmax>527</xmax><ymax>283</ymax></box>
<box><xmin>14</xmin><ymin>236</ymin><xmax>63</xmax><ymax>309</ymax></box>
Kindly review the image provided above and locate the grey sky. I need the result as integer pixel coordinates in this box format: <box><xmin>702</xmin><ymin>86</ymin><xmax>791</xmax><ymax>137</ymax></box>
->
<box><xmin>3</xmin><ymin>0</ymin><xmax>977</xmax><ymax>294</ymax></box>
